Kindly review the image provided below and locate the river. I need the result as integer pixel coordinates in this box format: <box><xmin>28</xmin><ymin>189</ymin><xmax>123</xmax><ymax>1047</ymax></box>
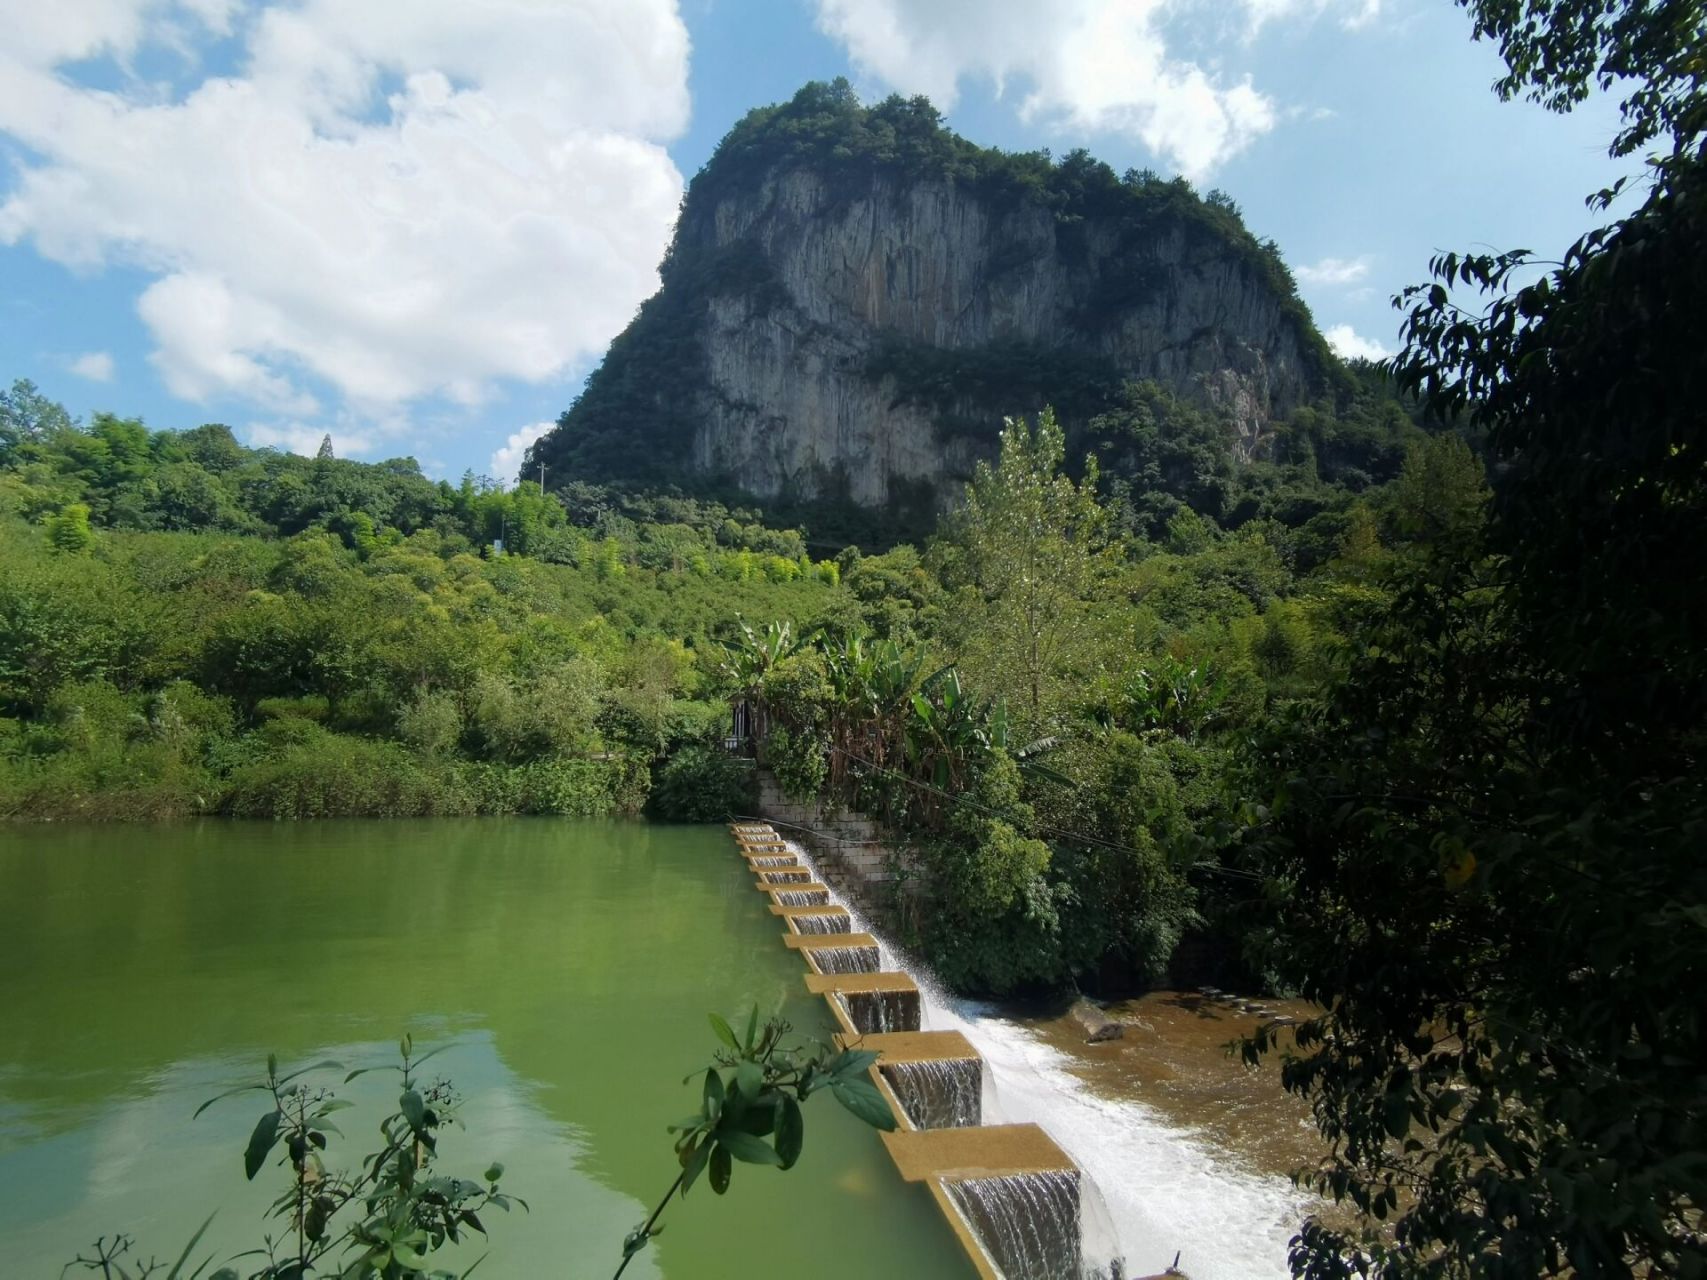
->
<box><xmin>0</xmin><ymin>819</ymin><xmax>1322</xmax><ymax>1279</ymax></box>
<box><xmin>0</xmin><ymin>820</ymin><xmax>970</xmax><ymax>1278</ymax></box>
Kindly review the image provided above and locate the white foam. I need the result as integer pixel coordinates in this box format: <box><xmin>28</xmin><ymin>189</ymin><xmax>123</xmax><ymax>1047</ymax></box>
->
<box><xmin>775</xmin><ymin>836</ymin><xmax>1304</xmax><ymax>1280</ymax></box>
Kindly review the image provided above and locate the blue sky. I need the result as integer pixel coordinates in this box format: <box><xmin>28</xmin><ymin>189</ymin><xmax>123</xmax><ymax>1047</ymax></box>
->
<box><xmin>0</xmin><ymin>0</ymin><xmax>1629</xmax><ymax>483</ymax></box>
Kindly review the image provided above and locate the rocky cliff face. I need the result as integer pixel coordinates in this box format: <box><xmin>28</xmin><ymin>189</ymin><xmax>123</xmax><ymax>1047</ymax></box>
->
<box><xmin>536</xmin><ymin>85</ymin><xmax>1335</xmax><ymax>515</ymax></box>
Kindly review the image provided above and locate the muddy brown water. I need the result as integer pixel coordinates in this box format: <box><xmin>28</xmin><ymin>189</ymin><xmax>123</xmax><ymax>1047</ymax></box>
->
<box><xmin>1020</xmin><ymin>991</ymin><xmax>1345</xmax><ymax>1209</ymax></box>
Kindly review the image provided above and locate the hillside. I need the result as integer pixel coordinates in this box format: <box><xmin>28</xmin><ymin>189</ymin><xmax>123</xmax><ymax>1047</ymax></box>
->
<box><xmin>531</xmin><ymin>80</ymin><xmax>1349</xmax><ymax>531</ymax></box>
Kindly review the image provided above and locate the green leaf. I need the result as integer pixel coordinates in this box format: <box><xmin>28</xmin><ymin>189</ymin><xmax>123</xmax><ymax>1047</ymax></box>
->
<box><xmin>775</xmin><ymin>1096</ymin><xmax>804</xmax><ymax>1170</ymax></box>
<box><xmin>831</xmin><ymin>1078</ymin><xmax>896</xmax><ymax>1131</ymax></box>
<box><xmin>1383</xmin><ymin>1093</ymin><xmax>1411</xmax><ymax>1140</ymax></box>
<box><xmin>709</xmin><ymin>1013</ymin><xmax>739</xmax><ymax>1052</ymax></box>
<box><xmin>164</xmin><ymin>1210</ymin><xmax>218</xmax><ymax>1279</ymax></box>
<box><xmin>484</xmin><ymin>1162</ymin><xmax>504</xmax><ymax>1184</ymax></box>
<box><xmin>193</xmin><ymin>1083</ymin><xmax>268</xmax><ymax>1119</ymax></box>
<box><xmin>681</xmin><ymin>1137</ymin><xmax>712</xmax><ymax>1194</ymax></box>
<box><xmin>709</xmin><ymin>1142</ymin><xmax>732</xmax><ymax>1195</ymax></box>
<box><xmin>735</xmin><ymin>1058</ymin><xmax>762</xmax><ymax>1102</ymax></box>
<box><xmin>745</xmin><ymin>1005</ymin><xmax>759</xmax><ymax>1052</ymax></box>
<box><xmin>830</xmin><ymin>1049</ymin><xmax>879</xmax><ymax>1080</ymax></box>
<box><xmin>400</xmin><ymin>1089</ymin><xmax>428</xmax><ymax>1134</ymax></box>
<box><xmin>243</xmin><ymin>1110</ymin><xmax>283</xmax><ymax>1180</ymax></box>
<box><xmin>716</xmin><ymin>1129</ymin><xmax>785</xmax><ymax>1167</ymax></box>
<box><xmin>702</xmin><ymin>1068</ymin><xmax>725</xmax><ymax>1123</ymax></box>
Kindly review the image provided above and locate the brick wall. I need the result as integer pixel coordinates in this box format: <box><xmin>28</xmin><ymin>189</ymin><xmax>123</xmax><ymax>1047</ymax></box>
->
<box><xmin>750</xmin><ymin>771</ymin><xmax>919</xmax><ymax>907</ymax></box>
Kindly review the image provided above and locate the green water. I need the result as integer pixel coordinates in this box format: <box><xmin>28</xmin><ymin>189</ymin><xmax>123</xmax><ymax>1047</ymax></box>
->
<box><xmin>0</xmin><ymin>820</ymin><xmax>973</xmax><ymax>1279</ymax></box>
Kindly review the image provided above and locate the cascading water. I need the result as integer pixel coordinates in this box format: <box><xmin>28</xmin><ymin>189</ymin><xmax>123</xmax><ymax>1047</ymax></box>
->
<box><xmin>882</xmin><ymin>1058</ymin><xmax>982</xmax><ymax>1129</ymax></box>
<box><xmin>943</xmin><ymin>1170</ymin><xmax>1083</xmax><ymax>1280</ymax></box>
<box><xmin>804</xmin><ymin>945</ymin><xmax>881</xmax><ymax>975</ymax></box>
<box><xmin>773</xmin><ymin>888</ymin><xmax>829</xmax><ymax>906</ymax></box>
<box><xmin>789</xmin><ymin>912</ymin><xmax>851</xmax><ymax>934</ymax></box>
<box><xmin>770</xmin><ymin>834</ymin><xmax>1303</xmax><ymax>1279</ymax></box>
<box><xmin>752</xmin><ymin>856</ymin><xmax>798</xmax><ymax>867</ymax></box>
<box><xmin>762</xmin><ymin>869</ymin><xmax>812</xmax><ymax>883</ymax></box>
<box><xmin>836</xmin><ymin>990</ymin><xmax>920</xmax><ymax>1034</ymax></box>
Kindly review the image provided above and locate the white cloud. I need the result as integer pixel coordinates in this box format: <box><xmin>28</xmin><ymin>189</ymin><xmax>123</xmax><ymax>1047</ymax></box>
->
<box><xmin>68</xmin><ymin>351</ymin><xmax>116</xmax><ymax>382</ymax></box>
<box><xmin>816</xmin><ymin>0</ymin><xmax>1273</xmax><ymax>177</ymax></box>
<box><xmin>814</xmin><ymin>0</ymin><xmax>1380</xmax><ymax>178</ymax></box>
<box><xmin>0</xmin><ymin>1</ymin><xmax>690</xmax><ymax>452</ymax></box>
<box><xmin>247</xmin><ymin>421</ymin><xmax>380</xmax><ymax>458</ymax></box>
<box><xmin>1325</xmin><ymin>323</ymin><xmax>1392</xmax><ymax>361</ymax></box>
<box><xmin>1295</xmin><ymin>255</ymin><xmax>1371</xmax><ymax>286</ymax></box>
<box><xmin>489</xmin><ymin>420</ymin><xmax>554</xmax><ymax>487</ymax></box>
<box><xmin>1242</xmin><ymin>0</ymin><xmax>1381</xmax><ymax>35</ymax></box>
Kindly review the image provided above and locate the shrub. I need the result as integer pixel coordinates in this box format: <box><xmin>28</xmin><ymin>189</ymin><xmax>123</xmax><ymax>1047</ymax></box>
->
<box><xmin>766</xmin><ymin>723</ymin><xmax>827</xmax><ymax>802</ymax></box>
<box><xmin>220</xmin><ymin>726</ymin><xmax>472</xmax><ymax>818</ymax></box>
<box><xmin>648</xmin><ymin>746</ymin><xmax>756</xmax><ymax>822</ymax></box>
<box><xmin>397</xmin><ymin>687</ymin><xmax>463</xmax><ymax>758</ymax></box>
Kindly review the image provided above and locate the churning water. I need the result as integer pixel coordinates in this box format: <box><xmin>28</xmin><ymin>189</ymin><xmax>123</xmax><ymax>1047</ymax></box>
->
<box><xmin>773</xmin><ymin>835</ymin><xmax>1305</xmax><ymax>1279</ymax></box>
<box><xmin>944</xmin><ymin>1170</ymin><xmax>1083</xmax><ymax>1280</ymax></box>
<box><xmin>788</xmin><ymin>912</ymin><xmax>852</xmax><ymax>934</ymax></box>
<box><xmin>804</xmin><ymin>944</ymin><xmax>881</xmax><ymax>975</ymax></box>
<box><xmin>835</xmin><ymin>989</ymin><xmax>921</xmax><ymax>1034</ymax></box>
<box><xmin>882</xmin><ymin>1057</ymin><xmax>982</xmax><ymax>1129</ymax></box>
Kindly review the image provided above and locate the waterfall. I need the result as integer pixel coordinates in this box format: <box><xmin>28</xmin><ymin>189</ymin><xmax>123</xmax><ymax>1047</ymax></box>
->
<box><xmin>764</xmin><ymin>833</ymin><xmax>1302</xmax><ymax>1279</ymax></box>
<box><xmin>836</xmin><ymin>990</ymin><xmax>920</xmax><ymax>1034</ymax></box>
<box><xmin>772</xmin><ymin>889</ymin><xmax>829</xmax><ymax>907</ymax></box>
<box><xmin>805</xmin><ymin>945</ymin><xmax>881</xmax><ymax>975</ymax></box>
<box><xmin>761</xmin><ymin>869</ymin><xmax>811</xmax><ymax>883</ymax></box>
<box><xmin>789</xmin><ymin>912</ymin><xmax>852</xmax><ymax>935</ymax></box>
<box><xmin>943</xmin><ymin>1171</ymin><xmax>1084</xmax><ymax>1280</ymax></box>
<box><xmin>917</xmin><ymin>987</ymin><xmax>1301</xmax><ymax>1280</ymax></box>
<box><xmin>752</xmin><ymin>856</ymin><xmax>798</xmax><ymax>867</ymax></box>
<box><xmin>883</xmin><ymin>1058</ymin><xmax>981</xmax><ymax>1129</ymax></box>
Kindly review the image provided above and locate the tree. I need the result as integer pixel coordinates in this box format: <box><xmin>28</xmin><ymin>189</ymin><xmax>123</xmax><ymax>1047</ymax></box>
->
<box><xmin>1240</xmin><ymin>3</ymin><xmax>1707</xmax><ymax>1277</ymax></box>
<box><xmin>935</xmin><ymin>408</ymin><xmax>1108</xmax><ymax>731</ymax></box>
<box><xmin>0</xmin><ymin>378</ymin><xmax>75</xmax><ymax>459</ymax></box>
<box><xmin>45</xmin><ymin>502</ymin><xmax>96</xmax><ymax>554</ymax></box>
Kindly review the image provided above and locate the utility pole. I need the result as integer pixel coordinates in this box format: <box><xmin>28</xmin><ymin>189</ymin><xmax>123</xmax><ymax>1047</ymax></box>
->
<box><xmin>539</xmin><ymin>461</ymin><xmax>547</xmax><ymax>491</ymax></box>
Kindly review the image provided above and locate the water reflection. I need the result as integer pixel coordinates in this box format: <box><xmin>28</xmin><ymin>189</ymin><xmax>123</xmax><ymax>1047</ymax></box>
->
<box><xmin>0</xmin><ymin>821</ymin><xmax>974</xmax><ymax>1280</ymax></box>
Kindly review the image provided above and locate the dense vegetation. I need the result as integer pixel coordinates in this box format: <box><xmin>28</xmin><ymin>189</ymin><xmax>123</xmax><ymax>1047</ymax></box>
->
<box><xmin>10</xmin><ymin>0</ymin><xmax>1703</xmax><ymax>1272</ymax></box>
<box><xmin>0</xmin><ymin>389</ymin><xmax>855</xmax><ymax>820</ymax></box>
<box><xmin>1230</xmin><ymin>0</ymin><xmax>1707</xmax><ymax>1271</ymax></box>
<box><xmin>531</xmin><ymin>76</ymin><xmax>1353</xmax><ymax>535</ymax></box>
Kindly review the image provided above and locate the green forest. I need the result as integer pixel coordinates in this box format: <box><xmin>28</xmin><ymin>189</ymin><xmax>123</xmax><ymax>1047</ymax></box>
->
<box><xmin>4</xmin><ymin>0</ymin><xmax>1704</xmax><ymax>1275</ymax></box>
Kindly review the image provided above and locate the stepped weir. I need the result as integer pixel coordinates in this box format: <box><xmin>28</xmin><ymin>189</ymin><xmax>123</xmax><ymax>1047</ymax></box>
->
<box><xmin>731</xmin><ymin>821</ymin><xmax>1172</xmax><ymax>1280</ymax></box>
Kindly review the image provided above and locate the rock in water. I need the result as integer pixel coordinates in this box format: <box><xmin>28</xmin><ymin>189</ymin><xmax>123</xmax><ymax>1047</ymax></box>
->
<box><xmin>1070</xmin><ymin>998</ymin><xmax>1125</xmax><ymax>1043</ymax></box>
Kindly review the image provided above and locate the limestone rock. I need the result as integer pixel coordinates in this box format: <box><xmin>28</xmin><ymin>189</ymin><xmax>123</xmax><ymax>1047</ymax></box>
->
<box><xmin>535</xmin><ymin>86</ymin><xmax>1336</xmax><ymax>517</ymax></box>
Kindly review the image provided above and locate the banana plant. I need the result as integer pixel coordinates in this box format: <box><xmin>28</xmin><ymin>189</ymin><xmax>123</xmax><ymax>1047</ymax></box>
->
<box><xmin>718</xmin><ymin>619</ymin><xmax>820</xmax><ymax>749</ymax></box>
<box><xmin>1122</xmin><ymin>656</ymin><xmax>1229</xmax><ymax>740</ymax></box>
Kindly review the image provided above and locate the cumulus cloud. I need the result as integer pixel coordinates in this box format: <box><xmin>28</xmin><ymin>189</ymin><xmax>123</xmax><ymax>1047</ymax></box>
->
<box><xmin>1325</xmin><ymin>323</ymin><xmax>1392</xmax><ymax>362</ymax></box>
<box><xmin>814</xmin><ymin>0</ymin><xmax>1381</xmax><ymax>178</ymax></box>
<box><xmin>68</xmin><ymin>351</ymin><xmax>116</xmax><ymax>382</ymax></box>
<box><xmin>490</xmin><ymin>421</ymin><xmax>554</xmax><ymax>487</ymax></box>
<box><xmin>248</xmin><ymin>421</ymin><xmax>380</xmax><ymax>459</ymax></box>
<box><xmin>1241</xmin><ymin>0</ymin><xmax>1381</xmax><ymax>35</ymax></box>
<box><xmin>0</xmin><ymin>0</ymin><xmax>690</xmax><ymax>451</ymax></box>
<box><xmin>1295</xmin><ymin>255</ymin><xmax>1371</xmax><ymax>286</ymax></box>
<box><xmin>815</xmin><ymin>0</ymin><xmax>1271</xmax><ymax>177</ymax></box>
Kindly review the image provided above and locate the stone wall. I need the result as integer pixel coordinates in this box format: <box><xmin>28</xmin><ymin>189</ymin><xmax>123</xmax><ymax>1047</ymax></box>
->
<box><xmin>750</xmin><ymin>771</ymin><xmax>916</xmax><ymax>910</ymax></box>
